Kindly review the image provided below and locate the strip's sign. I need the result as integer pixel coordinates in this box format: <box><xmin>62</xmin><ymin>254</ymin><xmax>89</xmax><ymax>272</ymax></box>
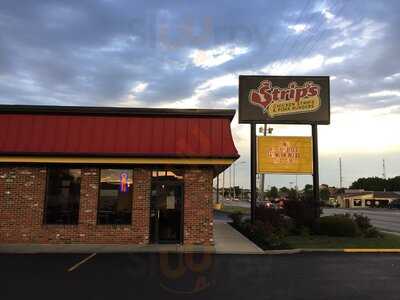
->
<box><xmin>239</xmin><ymin>76</ymin><xmax>330</xmax><ymax>124</ymax></box>
<box><xmin>257</xmin><ymin>136</ymin><xmax>313</xmax><ymax>174</ymax></box>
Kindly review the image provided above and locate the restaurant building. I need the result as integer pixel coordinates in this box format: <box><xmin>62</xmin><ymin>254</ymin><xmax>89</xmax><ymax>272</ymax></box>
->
<box><xmin>0</xmin><ymin>105</ymin><xmax>239</xmax><ymax>245</ymax></box>
<box><xmin>337</xmin><ymin>191</ymin><xmax>400</xmax><ymax>208</ymax></box>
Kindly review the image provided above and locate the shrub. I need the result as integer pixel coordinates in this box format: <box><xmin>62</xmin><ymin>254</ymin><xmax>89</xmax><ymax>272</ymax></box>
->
<box><xmin>255</xmin><ymin>206</ymin><xmax>294</xmax><ymax>236</ymax></box>
<box><xmin>351</xmin><ymin>213</ymin><xmax>383</xmax><ymax>238</ymax></box>
<box><xmin>364</xmin><ymin>227</ymin><xmax>383</xmax><ymax>238</ymax></box>
<box><xmin>256</xmin><ymin>207</ymin><xmax>287</xmax><ymax>226</ymax></box>
<box><xmin>229</xmin><ymin>211</ymin><xmax>243</xmax><ymax>227</ymax></box>
<box><xmin>318</xmin><ymin>215</ymin><xmax>359</xmax><ymax>237</ymax></box>
<box><xmin>240</xmin><ymin>220</ymin><xmax>289</xmax><ymax>250</ymax></box>
<box><xmin>353</xmin><ymin>213</ymin><xmax>373</xmax><ymax>232</ymax></box>
<box><xmin>299</xmin><ymin>226</ymin><xmax>311</xmax><ymax>237</ymax></box>
<box><xmin>283</xmin><ymin>199</ymin><xmax>321</xmax><ymax>230</ymax></box>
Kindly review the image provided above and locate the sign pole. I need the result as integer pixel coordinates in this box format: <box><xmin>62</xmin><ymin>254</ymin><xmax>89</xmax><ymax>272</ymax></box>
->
<box><xmin>312</xmin><ymin>124</ymin><xmax>320</xmax><ymax>217</ymax></box>
<box><xmin>250</xmin><ymin>123</ymin><xmax>257</xmax><ymax>224</ymax></box>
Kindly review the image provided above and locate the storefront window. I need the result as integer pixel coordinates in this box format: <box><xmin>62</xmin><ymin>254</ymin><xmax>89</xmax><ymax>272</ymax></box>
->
<box><xmin>44</xmin><ymin>168</ymin><xmax>82</xmax><ymax>224</ymax></box>
<box><xmin>98</xmin><ymin>169</ymin><xmax>133</xmax><ymax>225</ymax></box>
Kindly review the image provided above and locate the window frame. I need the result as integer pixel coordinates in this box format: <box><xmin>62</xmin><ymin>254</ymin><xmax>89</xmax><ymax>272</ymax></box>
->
<box><xmin>97</xmin><ymin>168</ymin><xmax>134</xmax><ymax>225</ymax></box>
<box><xmin>43</xmin><ymin>166</ymin><xmax>82</xmax><ymax>225</ymax></box>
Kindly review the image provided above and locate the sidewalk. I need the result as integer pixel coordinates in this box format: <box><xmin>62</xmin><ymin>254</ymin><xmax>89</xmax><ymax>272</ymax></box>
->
<box><xmin>0</xmin><ymin>222</ymin><xmax>264</xmax><ymax>254</ymax></box>
<box><xmin>213</xmin><ymin>222</ymin><xmax>264</xmax><ymax>254</ymax></box>
<box><xmin>0</xmin><ymin>243</ymin><xmax>215</xmax><ymax>254</ymax></box>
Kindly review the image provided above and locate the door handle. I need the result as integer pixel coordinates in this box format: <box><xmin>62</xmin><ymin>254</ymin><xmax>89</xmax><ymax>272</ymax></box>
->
<box><xmin>157</xmin><ymin>210</ymin><xmax>160</xmax><ymax>219</ymax></box>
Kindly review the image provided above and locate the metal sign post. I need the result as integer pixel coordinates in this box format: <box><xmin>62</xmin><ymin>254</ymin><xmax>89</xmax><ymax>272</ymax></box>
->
<box><xmin>312</xmin><ymin>124</ymin><xmax>320</xmax><ymax>218</ymax></box>
<box><xmin>250</xmin><ymin>123</ymin><xmax>257</xmax><ymax>223</ymax></box>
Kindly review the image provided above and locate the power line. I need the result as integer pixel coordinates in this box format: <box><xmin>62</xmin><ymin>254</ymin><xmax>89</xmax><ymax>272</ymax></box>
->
<box><xmin>291</xmin><ymin>0</ymin><xmax>348</xmax><ymax>62</ymax></box>
<box><xmin>296</xmin><ymin>0</ymin><xmax>350</xmax><ymax>61</ymax></box>
<box><xmin>270</xmin><ymin>0</ymin><xmax>313</xmax><ymax>66</ymax></box>
<box><xmin>310</xmin><ymin>2</ymin><xmax>364</xmax><ymax>58</ymax></box>
<box><xmin>277</xmin><ymin>0</ymin><xmax>324</xmax><ymax>69</ymax></box>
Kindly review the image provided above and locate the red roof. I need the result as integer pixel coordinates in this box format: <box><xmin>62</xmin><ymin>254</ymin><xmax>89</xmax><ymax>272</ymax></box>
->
<box><xmin>0</xmin><ymin>106</ymin><xmax>239</xmax><ymax>159</ymax></box>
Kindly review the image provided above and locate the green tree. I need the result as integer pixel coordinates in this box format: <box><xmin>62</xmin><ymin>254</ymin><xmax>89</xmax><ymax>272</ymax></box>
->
<box><xmin>349</xmin><ymin>176</ymin><xmax>400</xmax><ymax>191</ymax></box>
<box><xmin>304</xmin><ymin>184</ymin><xmax>313</xmax><ymax>192</ymax></box>
<box><xmin>387</xmin><ymin>176</ymin><xmax>400</xmax><ymax>191</ymax></box>
<box><xmin>320</xmin><ymin>188</ymin><xmax>330</xmax><ymax>203</ymax></box>
<box><xmin>279</xmin><ymin>187</ymin><xmax>289</xmax><ymax>195</ymax></box>
<box><xmin>287</xmin><ymin>188</ymin><xmax>298</xmax><ymax>201</ymax></box>
<box><xmin>350</xmin><ymin>177</ymin><xmax>387</xmax><ymax>191</ymax></box>
<box><xmin>233</xmin><ymin>186</ymin><xmax>241</xmax><ymax>197</ymax></box>
<box><xmin>303</xmin><ymin>184</ymin><xmax>314</xmax><ymax>201</ymax></box>
<box><xmin>266</xmin><ymin>186</ymin><xmax>279</xmax><ymax>199</ymax></box>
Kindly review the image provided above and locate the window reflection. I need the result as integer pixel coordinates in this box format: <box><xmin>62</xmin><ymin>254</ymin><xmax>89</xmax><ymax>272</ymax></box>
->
<box><xmin>44</xmin><ymin>168</ymin><xmax>81</xmax><ymax>225</ymax></box>
<box><xmin>97</xmin><ymin>169</ymin><xmax>133</xmax><ymax>225</ymax></box>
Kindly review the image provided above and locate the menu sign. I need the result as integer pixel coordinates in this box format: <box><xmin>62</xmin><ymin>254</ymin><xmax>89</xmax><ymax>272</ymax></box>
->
<box><xmin>257</xmin><ymin>136</ymin><xmax>313</xmax><ymax>174</ymax></box>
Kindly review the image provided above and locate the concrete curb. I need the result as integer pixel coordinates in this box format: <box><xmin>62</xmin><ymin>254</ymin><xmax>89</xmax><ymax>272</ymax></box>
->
<box><xmin>264</xmin><ymin>249</ymin><xmax>303</xmax><ymax>255</ymax></box>
<box><xmin>2</xmin><ymin>244</ymin><xmax>400</xmax><ymax>255</ymax></box>
<box><xmin>264</xmin><ymin>248</ymin><xmax>400</xmax><ymax>254</ymax></box>
<box><xmin>0</xmin><ymin>244</ymin><xmax>217</xmax><ymax>254</ymax></box>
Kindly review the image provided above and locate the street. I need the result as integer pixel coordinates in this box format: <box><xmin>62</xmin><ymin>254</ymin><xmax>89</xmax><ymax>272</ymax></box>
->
<box><xmin>1</xmin><ymin>253</ymin><xmax>400</xmax><ymax>300</ymax></box>
<box><xmin>323</xmin><ymin>208</ymin><xmax>400</xmax><ymax>234</ymax></box>
<box><xmin>216</xmin><ymin>205</ymin><xmax>400</xmax><ymax>234</ymax></box>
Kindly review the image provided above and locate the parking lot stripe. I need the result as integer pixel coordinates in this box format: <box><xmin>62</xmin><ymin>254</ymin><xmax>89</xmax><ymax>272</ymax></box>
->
<box><xmin>67</xmin><ymin>253</ymin><xmax>97</xmax><ymax>272</ymax></box>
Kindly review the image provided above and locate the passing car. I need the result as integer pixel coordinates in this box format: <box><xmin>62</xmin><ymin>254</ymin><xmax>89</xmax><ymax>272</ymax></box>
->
<box><xmin>388</xmin><ymin>199</ymin><xmax>400</xmax><ymax>209</ymax></box>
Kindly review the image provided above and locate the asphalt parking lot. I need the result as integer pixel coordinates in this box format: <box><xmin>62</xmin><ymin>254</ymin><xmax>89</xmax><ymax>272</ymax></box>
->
<box><xmin>2</xmin><ymin>253</ymin><xmax>400</xmax><ymax>300</ymax></box>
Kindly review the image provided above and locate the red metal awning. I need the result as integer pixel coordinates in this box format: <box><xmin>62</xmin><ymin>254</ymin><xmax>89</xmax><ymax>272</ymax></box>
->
<box><xmin>0</xmin><ymin>106</ymin><xmax>239</xmax><ymax>159</ymax></box>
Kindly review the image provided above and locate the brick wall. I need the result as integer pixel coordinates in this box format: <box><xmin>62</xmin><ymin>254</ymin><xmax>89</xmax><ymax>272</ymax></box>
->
<box><xmin>0</xmin><ymin>166</ymin><xmax>214</xmax><ymax>245</ymax></box>
<box><xmin>0</xmin><ymin>167</ymin><xmax>47</xmax><ymax>243</ymax></box>
<box><xmin>0</xmin><ymin>166</ymin><xmax>151</xmax><ymax>244</ymax></box>
<box><xmin>183</xmin><ymin>167</ymin><xmax>214</xmax><ymax>245</ymax></box>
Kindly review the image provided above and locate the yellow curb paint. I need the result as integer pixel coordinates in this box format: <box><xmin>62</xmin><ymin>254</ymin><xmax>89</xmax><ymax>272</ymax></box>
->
<box><xmin>343</xmin><ymin>249</ymin><xmax>400</xmax><ymax>253</ymax></box>
<box><xmin>67</xmin><ymin>253</ymin><xmax>97</xmax><ymax>272</ymax></box>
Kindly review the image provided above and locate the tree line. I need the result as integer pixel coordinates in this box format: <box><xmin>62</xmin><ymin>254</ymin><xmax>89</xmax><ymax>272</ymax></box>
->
<box><xmin>350</xmin><ymin>176</ymin><xmax>400</xmax><ymax>191</ymax></box>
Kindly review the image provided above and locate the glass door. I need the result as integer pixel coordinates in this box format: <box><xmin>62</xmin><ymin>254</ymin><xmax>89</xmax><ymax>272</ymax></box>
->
<box><xmin>150</xmin><ymin>180</ymin><xmax>183</xmax><ymax>243</ymax></box>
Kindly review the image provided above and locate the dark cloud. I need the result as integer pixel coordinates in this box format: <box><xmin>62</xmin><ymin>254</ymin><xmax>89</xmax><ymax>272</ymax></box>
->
<box><xmin>0</xmin><ymin>0</ymin><xmax>399</xmax><ymax>112</ymax></box>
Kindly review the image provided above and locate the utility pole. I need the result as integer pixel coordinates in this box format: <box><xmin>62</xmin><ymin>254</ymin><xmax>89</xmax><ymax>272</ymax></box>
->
<box><xmin>339</xmin><ymin>157</ymin><xmax>343</xmax><ymax>188</ymax></box>
<box><xmin>229</xmin><ymin>166</ymin><xmax>232</xmax><ymax>200</ymax></box>
<box><xmin>216</xmin><ymin>174</ymin><xmax>220</xmax><ymax>204</ymax></box>
<box><xmin>382</xmin><ymin>159</ymin><xmax>386</xmax><ymax>179</ymax></box>
<box><xmin>233</xmin><ymin>162</ymin><xmax>236</xmax><ymax>200</ymax></box>
<box><xmin>222</xmin><ymin>171</ymin><xmax>225</xmax><ymax>201</ymax></box>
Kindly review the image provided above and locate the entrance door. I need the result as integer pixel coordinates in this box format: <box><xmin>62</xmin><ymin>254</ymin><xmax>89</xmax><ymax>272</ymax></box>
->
<box><xmin>150</xmin><ymin>180</ymin><xmax>183</xmax><ymax>243</ymax></box>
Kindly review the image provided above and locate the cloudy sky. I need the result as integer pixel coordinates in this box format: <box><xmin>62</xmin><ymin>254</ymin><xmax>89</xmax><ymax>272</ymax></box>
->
<box><xmin>0</xmin><ymin>0</ymin><xmax>399</xmax><ymax>189</ymax></box>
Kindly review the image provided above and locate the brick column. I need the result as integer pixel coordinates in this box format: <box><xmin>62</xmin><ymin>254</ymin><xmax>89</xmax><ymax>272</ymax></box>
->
<box><xmin>132</xmin><ymin>168</ymin><xmax>151</xmax><ymax>244</ymax></box>
<box><xmin>79</xmin><ymin>168</ymin><xmax>100</xmax><ymax>228</ymax></box>
<box><xmin>183</xmin><ymin>167</ymin><xmax>214</xmax><ymax>245</ymax></box>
